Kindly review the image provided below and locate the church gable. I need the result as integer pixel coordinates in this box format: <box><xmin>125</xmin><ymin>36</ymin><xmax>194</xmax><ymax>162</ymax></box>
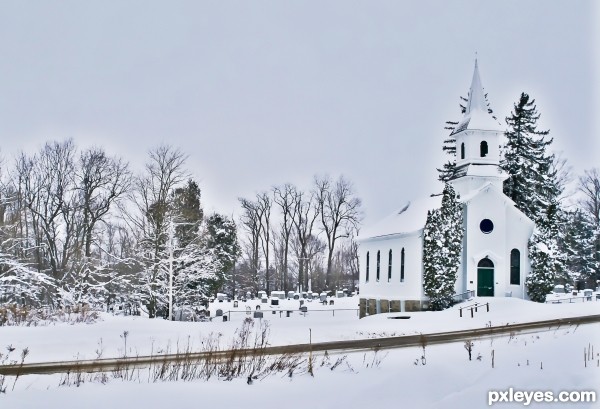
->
<box><xmin>461</xmin><ymin>182</ymin><xmax>534</xmax><ymax>228</ymax></box>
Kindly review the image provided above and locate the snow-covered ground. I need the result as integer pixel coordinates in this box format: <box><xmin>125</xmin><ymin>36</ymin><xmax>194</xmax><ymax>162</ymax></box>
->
<box><xmin>1</xmin><ymin>297</ymin><xmax>599</xmax><ymax>408</ymax></box>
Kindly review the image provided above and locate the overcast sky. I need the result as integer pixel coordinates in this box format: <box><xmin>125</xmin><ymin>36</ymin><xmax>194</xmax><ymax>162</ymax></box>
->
<box><xmin>0</xmin><ymin>1</ymin><xmax>597</xmax><ymax>225</ymax></box>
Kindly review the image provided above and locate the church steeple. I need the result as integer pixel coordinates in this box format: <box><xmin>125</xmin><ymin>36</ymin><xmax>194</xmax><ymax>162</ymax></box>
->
<box><xmin>453</xmin><ymin>59</ymin><xmax>501</xmax><ymax>134</ymax></box>
<box><xmin>450</xmin><ymin>59</ymin><xmax>507</xmax><ymax>197</ymax></box>
<box><xmin>466</xmin><ymin>59</ymin><xmax>488</xmax><ymax>115</ymax></box>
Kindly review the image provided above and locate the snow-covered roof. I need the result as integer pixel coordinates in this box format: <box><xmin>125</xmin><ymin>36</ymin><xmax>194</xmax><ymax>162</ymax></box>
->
<box><xmin>458</xmin><ymin>181</ymin><xmax>501</xmax><ymax>203</ymax></box>
<box><xmin>451</xmin><ymin>163</ymin><xmax>508</xmax><ymax>181</ymax></box>
<box><xmin>360</xmin><ymin>195</ymin><xmax>442</xmax><ymax>240</ymax></box>
<box><xmin>451</xmin><ymin>59</ymin><xmax>501</xmax><ymax>135</ymax></box>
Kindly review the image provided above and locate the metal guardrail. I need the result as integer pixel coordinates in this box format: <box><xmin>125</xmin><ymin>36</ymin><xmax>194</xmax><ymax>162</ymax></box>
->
<box><xmin>452</xmin><ymin>290</ymin><xmax>475</xmax><ymax>304</ymax></box>
<box><xmin>459</xmin><ymin>302</ymin><xmax>489</xmax><ymax>318</ymax></box>
<box><xmin>3</xmin><ymin>314</ymin><xmax>600</xmax><ymax>376</ymax></box>
<box><xmin>545</xmin><ymin>294</ymin><xmax>599</xmax><ymax>304</ymax></box>
<box><xmin>218</xmin><ymin>308</ymin><xmax>360</xmax><ymax>321</ymax></box>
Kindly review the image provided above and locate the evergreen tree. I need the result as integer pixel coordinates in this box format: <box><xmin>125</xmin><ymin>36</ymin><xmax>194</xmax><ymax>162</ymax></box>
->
<box><xmin>558</xmin><ymin>210</ymin><xmax>599</xmax><ymax>287</ymax></box>
<box><xmin>502</xmin><ymin>93</ymin><xmax>563</xmax><ymax>301</ymax></box>
<box><xmin>526</xmin><ymin>230</ymin><xmax>556</xmax><ymax>302</ymax></box>
<box><xmin>526</xmin><ymin>202</ymin><xmax>560</xmax><ymax>302</ymax></box>
<box><xmin>423</xmin><ymin>184</ymin><xmax>464</xmax><ymax>310</ymax></box>
<box><xmin>171</xmin><ymin>179</ymin><xmax>203</xmax><ymax>248</ymax></box>
<box><xmin>577</xmin><ymin>168</ymin><xmax>600</xmax><ymax>287</ymax></box>
<box><xmin>203</xmin><ymin>213</ymin><xmax>240</xmax><ymax>296</ymax></box>
<box><xmin>502</xmin><ymin>93</ymin><xmax>558</xmax><ymax>222</ymax></box>
<box><xmin>437</xmin><ymin>97</ymin><xmax>466</xmax><ymax>183</ymax></box>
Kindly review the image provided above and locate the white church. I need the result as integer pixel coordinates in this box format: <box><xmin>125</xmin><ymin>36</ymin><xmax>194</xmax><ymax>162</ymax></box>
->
<box><xmin>358</xmin><ymin>61</ymin><xmax>535</xmax><ymax>317</ymax></box>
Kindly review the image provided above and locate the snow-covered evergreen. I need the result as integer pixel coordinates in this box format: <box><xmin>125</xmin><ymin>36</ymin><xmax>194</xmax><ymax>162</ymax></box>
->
<box><xmin>202</xmin><ymin>213</ymin><xmax>240</xmax><ymax>296</ymax></box>
<box><xmin>526</xmin><ymin>232</ymin><xmax>556</xmax><ymax>303</ymax></box>
<box><xmin>501</xmin><ymin>93</ymin><xmax>563</xmax><ymax>301</ymax></box>
<box><xmin>557</xmin><ymin>210</ymin><xmax>599</xmax><ymax>287</ymax></box>
<box><xmin>525</xmin><ymin>198</ymin><xmax>560</xmax><ymax>302</ymax></box>
<box><xmin>502</xmin><ymin>93</ymin><xmax>559</xmax><ymax>223</ymax></box>
<box><xmin>423</xmin><ymin>184</ymin><xmax>464</xmax><ymax>310</ymax></box>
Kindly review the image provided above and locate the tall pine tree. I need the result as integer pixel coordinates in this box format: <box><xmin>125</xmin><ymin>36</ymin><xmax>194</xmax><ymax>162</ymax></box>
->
<box><xmin>502</xmin><ymin>93</ymin><xmax>559</xmax><ymax>221</ymax></box>
<box><xmin>502</xmin><ymin>93</ymin><xmax>563</xmax><ymax>302</ymax></box>
<box><xmin>203</xmin><ymin>213</ymin><xmax>240</xmax><ymax>296</ymax></box>
<box><xmin>557</xmin><ymin>210</ymin><xmax>599</xmax><ymax>288</ymax></box>
<box><xmin>171</xmin><ymin>179</ymin><xmax>204</xmax><ymax>248</ymax></box>
<box><xmin>423</xmin><ymin>184</ymin><xmax>464</xmax><ymax>310</ymax></box>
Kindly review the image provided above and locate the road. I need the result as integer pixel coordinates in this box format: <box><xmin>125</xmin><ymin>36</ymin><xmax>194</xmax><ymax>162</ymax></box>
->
<box><xmin>1</xmin><ymin>314</ymin><xmax>599</xmax><ymax>376</ymax></box>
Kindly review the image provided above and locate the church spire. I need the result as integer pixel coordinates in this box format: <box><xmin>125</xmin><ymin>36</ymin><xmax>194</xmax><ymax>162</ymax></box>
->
<box><xmin>465</xmin><ymin>59</ymin><xmax>488</xmax><ymax>114</ymax></box>
<box><xmin>451</xmin><ymin>58</ymin><xmax>500</xmax><ymax>135</ymax></box>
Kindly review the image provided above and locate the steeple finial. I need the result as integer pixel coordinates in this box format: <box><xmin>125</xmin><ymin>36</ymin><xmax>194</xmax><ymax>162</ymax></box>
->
<box><xmin>465</xmin><ymin>58</ymin><xmax>488</xmax><ymax>114</ymax></box>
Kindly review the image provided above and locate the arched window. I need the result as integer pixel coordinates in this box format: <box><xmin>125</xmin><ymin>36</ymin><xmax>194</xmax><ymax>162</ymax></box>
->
<box><xmin>510</xmin><ymin>249</ymin><xmax>520</xmax><ymax>285</ymax></box>
<box><xmin>478</xmin><ymin>258</ymin><xmax>494</xmax><ymax>268</ymax></box>
<box><xmin>400</xmin><ymin>247</ymin><xmax>405</xmax><ymax>282</ymax></box>
<box><xmin>388</xmin><ymin>250</ymin><xmax>392</xmax><ymax>282</ymax></box>
<box><xmin>460</xmin><ymin>142</ymin><xmax>465</xmax><ymax>159</ymax></box>
<box><xmin>480</xmin><ymin>141</ymin><xmax>488</xmax><ymax>157</ymax></box>
<box><xmin>376</xmin><ymin>251</ymin><xmax>381</xmax><ymax>281</ymax></box>
<box><xmin>365</xmin><ymin>252</ymin><xmax>370</xmax><ymax>282</ymax></box>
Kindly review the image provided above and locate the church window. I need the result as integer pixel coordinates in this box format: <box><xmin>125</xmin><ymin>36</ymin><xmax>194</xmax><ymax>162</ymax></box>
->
<box><xmin>388</xmin><ymin>250</ymin><xmax>392</xmax><ymax>282</ymax></box>
<box><xmin>478</xmin><ymin>257</ymin><xmax>494</xmax><ymax>268</ymax></box>
<box><xmin>460</xmin><ymin>143</ymin><xmax>465</xmax><ymax>159</ymax></box>
<box><xmin>510</xmin><ymin>249</ymin><xmax>520</xmax><ymax>285</ymax></box>
<box><xmin>400</xmin><ymin>248</ymin><xmax>405</xmax><ymax>282</ymax></box>
<box><xmin>366</xmin><ymin>252</ymin><xmax>370</xmax><ymax>282</ymax></box>
<box><xmin>376</xmin><ymin>251</ymin><xmax>381</xmax><ymax>282</ymax></box>
<box><xmin>480</xmin><ymin>219</ymin><xmax>494</xmax><ymax>234</ymax></box>
<box><xmin>480</xmin><ymin>141</ymin><xmax>488</xmax><ymax>157</ymax></box>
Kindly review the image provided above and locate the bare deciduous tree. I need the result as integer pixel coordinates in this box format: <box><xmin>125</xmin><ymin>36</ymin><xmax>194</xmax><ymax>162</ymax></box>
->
<box><xmin>16</xmin><ymin>141</ymin><xmax>78</xmax><ymax>285</ymax></box>
<box><xmin>314</xmin><ymin>175</ymin><xmax>363</xmax><ymax>289</ymax></box>
<box><xmin>256</xmin><ymin>192</ymin><xmax>272</xmax><ymax>292</ymax></box>
<box><xmin>78</xmin><ymin>147</ymin><xmax>131</xmax><ymax>258</ymax></box>
<box><xmin>273</xmin><ymin>184</ymin><xmax>297</xmax><ymax>293</ymax></box>
<box><xmin>239</xmin><ymin>198</ymin><xmax>262</xmax><ymax>293</ymax></box>
<box><xmin>579</xmin><ymin>168</ymin><xmax>600</xmax><ymax>226</ymax></box>
<box><xmin>291</xmin><ymin>187</ymin><xmax>319</xmax><ymax>292</ymax></box>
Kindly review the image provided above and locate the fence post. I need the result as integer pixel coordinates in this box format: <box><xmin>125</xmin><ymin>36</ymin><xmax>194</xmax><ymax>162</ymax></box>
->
<box><xmin>470</xmin><ymin>307</ymin><xmax>474</xmax><ymax>318</ymax></box>
<box><xmin>486</xmin><ymin>303</ymin><xmax>489</xmax><ymax>312</ymax></box>
<box><xmin>460</xmin><ymin>307</ymin><xmax>463</xmax><ymax>318</ymax></box>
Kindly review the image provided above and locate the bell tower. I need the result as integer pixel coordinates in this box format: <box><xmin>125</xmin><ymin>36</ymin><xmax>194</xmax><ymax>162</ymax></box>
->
<box><xmin>450</xmin><ymin>60</ymin><xmax>507</xmax><ymax>197</ymax></box>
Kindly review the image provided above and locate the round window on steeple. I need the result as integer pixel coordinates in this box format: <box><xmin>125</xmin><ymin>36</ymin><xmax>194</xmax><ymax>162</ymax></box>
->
<box><xmin>480</xmin><ymin>219</ymin><xmax>494</xmax><ymax>234</ymax></box>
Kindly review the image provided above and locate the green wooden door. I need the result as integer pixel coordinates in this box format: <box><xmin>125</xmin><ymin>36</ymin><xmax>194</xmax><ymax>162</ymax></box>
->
<box><xmin>477</xmin><ymin>258</ymin><xmax>494</xmax><ymax>297</ymax></box>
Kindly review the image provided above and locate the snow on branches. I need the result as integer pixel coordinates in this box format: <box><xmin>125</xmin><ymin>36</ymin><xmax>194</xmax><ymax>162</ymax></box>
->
<box><xmin>423</xmin><ymin>184</ymin><xmax>464</xmax><ymax>310</ymax></box>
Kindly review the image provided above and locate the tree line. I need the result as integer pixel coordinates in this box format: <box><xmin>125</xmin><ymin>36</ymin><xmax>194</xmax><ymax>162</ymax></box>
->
<box><xmin>0</xmin><ymin>142</ymin><xmax>239</xmax><ymax>317</ymax></box>
<box><xmin>0</xmin><ymin>141</ymin><xmax>363</xmax><ymax>314</ymax></box>
<box><xmin>236</xmin><ymin>176</ymin><xmax>362</xmax><ymax>297</ymax></box>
